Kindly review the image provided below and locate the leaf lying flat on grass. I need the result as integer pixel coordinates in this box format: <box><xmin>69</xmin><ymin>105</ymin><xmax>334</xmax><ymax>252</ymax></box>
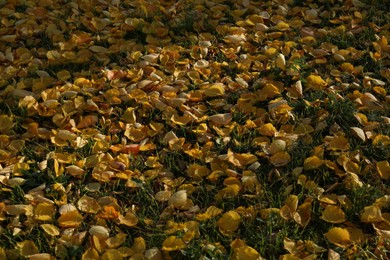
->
<box><xmin>0</xmin><ymin>0</ymin><xmax>389</xmax><ymax>258</ymax></box>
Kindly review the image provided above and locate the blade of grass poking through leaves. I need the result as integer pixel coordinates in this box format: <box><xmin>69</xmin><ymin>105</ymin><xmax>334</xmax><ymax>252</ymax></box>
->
<box><xmin>0</xmin><ymin>0</ymin><xmax>389</xmax><ymax>258</ymax></box>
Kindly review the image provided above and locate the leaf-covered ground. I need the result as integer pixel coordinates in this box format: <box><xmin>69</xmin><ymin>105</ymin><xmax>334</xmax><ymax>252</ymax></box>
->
<box><xmin>0</xmin><ymin>0</ymin><xmax>389</xmax><ymax>259</ymax></box>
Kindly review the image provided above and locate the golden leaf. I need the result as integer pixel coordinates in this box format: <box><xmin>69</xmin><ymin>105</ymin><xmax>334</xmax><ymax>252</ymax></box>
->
<box><xmin>208</xmin><ymin>113</ymin><xmax>233</xmax><ymax>125</ymax></box>
<box><xmin>101</xmin><ymin>249</ymin><xmax>123</xmax><ymax>260</ymax></box>
<box><xmin>28</xmin><ymin>253</ymin><xmax>53</xmax><ymax>260</ymax></box>
<box><xmin>376</xmin><ymin>161</ymin><xmax>390</xmax><ymax>180</ymax></box>
<box><xmin>41</xmin><ymin>224</ymin><xmax>60</xmax><ymax>237</ymax></box>
<box><xmin>361</xmin><ymin>206</ymin><xmax>383</xmax><ymax>223</ymax></box>
<box><xmin>321</xmin><ymin>205</ymin><xmax>346</xmax><ymax>223</ymax></box>
<box><xmin>162</xmin><ymin>236</ymin><xmax>186</xmax><ymax>251</ymax></box>
<box><xmin>0</xmin><ymin>115</ymin><xmax>14</xmax><ymax>133</ymax></box>
<box><xmin>131</xmin><ymin>237</ymin><xmax>146</xmax><ymax>254</ymax></box>
<box><xmin>186</xmin><ymin>164</ymin><xmax>210</xmax><ymax>180</ymax></box>
<box><xmin>66</xmin><ymin>165</ymin><xmax>85</xmax><ymax>177</ymax></box>
<box><xmin>196</xmin><ymin>206</ymin><xmax>224</xmax><ymax>221</ymax></box>
<box><xmin>217</xmin><ymin>211</ymin><xmax>241</xmax><ymax>235</ymax></box>
<box><xmin>82</xmin><ymin>248</ymin><xmax>100</xmax><ymax>260</ymax></box>
<box><xmin>232</xmin><ymin>245</ymin><xmax>264</xmax><ymax>260</ymax></box>
<box><xmin>17</xmin><ymin>240</ymin><xmax>39</xmax><ymax>256</ymax></box>
<box><xmin>296</xmin><ymin>198</ymin><xmax>312</xmax><ymax>227</ymax></box>
<box><xmin>168</xmin><ymin>190</ymin><xmax>188</xmax><ymax>208</ymax></box>
<box><xmin>77</xmin><ymin>115</ymin><xmax>98</xmax><ymax>129</ymax></box>
<box><xmin>324</xmin><ymin>227</ymin><xmax>350</xmax><ymax>247</ymax></box>
<box><xmin>275</xmin><ymin>53</ymin><xmax>286</xmax><ymax>70</ymax></box>
<box><xmin>305</xmin><ymin>75</ymin><xmax>327</xmax><ymax>90</ymax></box>
<box><xmin>118</xmin><ymin>211</ymin><xmax>138</xmax><ymax>227</ymax></box>
<box><xmin>77</xmin><ymin>195</ymin><xmax>101</xmax><ymax>213</ymax></box>
<box><xmin>303</xmin><ymin>156</ymin><xmax>324</xmax><ymax>170</ymax></box>
<box><xmin>204</xmin><ymin>83</ymin><xmax>226</xmax><ymax>97</ymax></box>
<box><xmin>106</xmin><ymin>233</ymin><xmax>127</xmax><ymax>249</ymax></box>
<box><xmin>270</xmin><ymin>151</ymin><xmax>291</xmax><ymax>167</ymax></box>
<box><xmin>258</xmin><ymin>123</ymin><xmax>277</xmax><ymax>136</ymax></box>
<box><xmin>34</xmin><ymin>203</ymin><xmax>55</xmax><ymax>221</ymax></box>
<box><xmin>154</xmin><ymin>190</ymin><xmax>172</xmax><ymax>202</ymax></box>
<box><xmin>327</xmin><ymin>135</ymin><xmax>349</xmax><ymax>150</ymax></box>
<box><xmin>215</xmin><ymin>184</ymin><xmax>240</xmax><ymax>200</ymax></box>
<box><xmin>57</xmin><ymin>210</ymin><xmax>83</xmax><ymax>227</ymax></box>
<box><xmin>346</xmin><ymin>227</ymin><xmax>365</xmax><ymax>245</ymax></box>
<box><xmin>280</xmin><ymin>195</ymin><xmax>298</xmax><ymax>220</ymax></box>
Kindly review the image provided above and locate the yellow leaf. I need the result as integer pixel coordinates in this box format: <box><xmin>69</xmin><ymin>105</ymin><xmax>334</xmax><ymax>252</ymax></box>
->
<box><xmin>77</xmin><ymin>195</ymin><xmax>101</xmax><ymax>213</ymax></box>
<box><xmin>270</xmin><ymin>151</ymin><xmax>291</xmax><ymax>167</ymax></box>
<box><xmin>168</xmin><ymin>190</ymin><xmax>187</xmax><ymax>208</ymax></box>
<box><xmin>0</xmin><ymin>115</ymin><xmax>14</xmax><ymax>133</ymax></box>
<box><xmin>269</xmin><ymin>139</ymin><xmax>286</xmax><ymax>154</ymax></box>
<box><xmin>66</xmin><ymin>165</ymin><xmax>85</xmax><ymax>177</ymax></box>
<box><xmin>0</xmin><ymin>247</ymin><xmax>6</xmax><ymax>259</ymax></box>
<box><xmin>131</xmin><ymin>237</ymin><xmax>146</xmax><ymax>254</ymax></box>
<box><xmin>258</xmin><ymin>123</ymin><xmax>277</xmax><ymax>136</ymax></box>
<box><xmin>41</xmin><ymin>224</ymin><xmax>60</xmax><ymax>237</ymax></box>
<box><xmin>162</xmin><ymin>236</ymin><xmax>186</xmax><ymax>251</ymax></box>
<box><xmin>280</xmin><ymin>195</ymin><xmax>298</xmax><ymax>220</ymax></box>
<box><xmin>276</xmin><ymin>21</ymin><xmax>290</xmax><ymax>31</ymax></box>
<box><xmin>217</xmin><ymin>211</ymin><xmax>241</xmax><ymax>235</ymax></box>
<box><xmin>33</xmin><ymin>203</ymin><xmax>55</xmax><ymax>222</ymax></box>
<box><xmin>57</xmin><ymin>70</ymin><xmax>71</xmax><ymax>80</ymax></box>
<box><xmin>232</xmin><ymin>245</ymin><xmax>264</xmax><ymax>260</ymax></box>
<box><xmin>57</xmin><ymin>210</ymin><xmax>83</xmax><ymax>227</ymax></box>
<box><xmin>186</xmin><ymin>164</ymin><xmax>210</xmax><ymax>180</ymax></box>
<box><xmin>208</xmin><ymin>113</ymin><xmax>233</xmax><ymax>125</ymax></box>
<box><xmin>77</xmin><ymin>115</ymin><xmax>98</xmax><ymax>129</ymax></box>
<box><xmin>327</xmin><ymin>135</ymin><xmax>349</xmax><ymax>150</ymax></box>
<box><xmin>361</xmin><ymin>206</ymin><xmax>383</xmax><ymax>223</ymax></box>
<box><xmin>275</xmin><ymin>53</ymin><xmax>286</xmax><ymax>70</ymax></box>
<box><xmin>196</xmin><ymin>206</ymin><xmax>223</xmax><ymax>221</ymax></box>
<box><xmin>324</xmin><ymin>227</ymin><xmax>350</xmax><ymax>247</ymax></box>
<box><xmin>306</xmin><ymin>75</ymin><xmax>327</xmax><ymax>90</ymax></box>
<box><xmin>82</xmin><ymin>248</ymin><xmax>100</xmax><ymax>260</ymax></box>
<box><xmin>28</xmin><ymin>253</ymin><xmax>53</xmax><ymax>260</ymax></box>
<box><xmin>294</xmin><ymin>124</ymin><xmax>314</xmax><ymax>135</ymax></box>
<box><xmin>296</xmin><ymin>198</ymin><xmax>312</xmax><ymax>227</ymax></box>
<box><xmin>154</xmin><ymin>190</ymin><xmax>172</xmax><ymax>202</ymax></box>
<box><xmin>215</xmin><ymin>184</ymin><xmax>240</xmax><ymax>200</ymax></box>
<box><xmin>17</xmin><ymin>240</ymin><xmax>39</xmax><ymax>256</ymax></box>
<box><xmin>101</xmin><ymin>249</ymin><xmax>123</xmax><ymax>260</ymax></box>
<box><xmin>204</xmin><ymin>83</ymin><xmax>226</xmax><ymax>97</ymax></box>
<box><xmin>373</xmin><ymin>134</ymin><xmax>390</xmax><ymax>147</ymax></box>
<box><xmin>346</xmin><ymin>227</ymin><xmax>365</xmax><ymax>245</ymax></box>
<box><xmin>376</xmin><ymin>161</ymin><xmax>390</xmax><ymax>180</ymax></box>
<box><xmin>118</xmin><ymin>211</ymin><xmax>138</xmax><ymax>227</ymax></box>
<box><xmin>303</xmin><ymin>156</ymin><xmax>323</xmax><ymax>170</ymax></box>
<box><xmin>106</xmin><ymin>233</ymin><xmax>127</xmax><ymax>249</ymax></box>
<box><xmin>259</xmin><ymin>208</ymin><xmax>280</xmax><ymax>220</ymax></box>
<box><xmin>321</xmin><ymin>205</ymin><xmax>346</xmax><ymax>223</ymax></box>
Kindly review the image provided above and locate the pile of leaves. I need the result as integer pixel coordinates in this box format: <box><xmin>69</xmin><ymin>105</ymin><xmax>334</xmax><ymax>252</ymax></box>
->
<box><xmin>0</xmin><ymin>0</ymin><xmax>389</xmax><ymax>258</ymax></box>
